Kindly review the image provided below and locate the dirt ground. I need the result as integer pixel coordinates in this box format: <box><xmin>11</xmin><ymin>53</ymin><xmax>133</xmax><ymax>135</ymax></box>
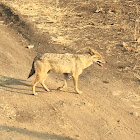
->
<box><xmin>0</xmin><ymin>0</ymin><xmax>140</xmax><ymax>140</ymax></box>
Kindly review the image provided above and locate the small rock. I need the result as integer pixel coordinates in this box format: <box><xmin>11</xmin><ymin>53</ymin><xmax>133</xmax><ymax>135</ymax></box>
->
<box><xmin>103</xmin><ymin>81</ymin><xmax>109</xmax><ymax>84</ymax></box>
<box><xmin>80</xmin><ymin>102</ymin><xmax>86</xmax><ymax>105</ymax></box>
<box><xmin>75</xmin><ymin>135</ymin><xmax>79</xmax><ymax>137</ymax></box>
<box><xmin>109</xmin><ymin>132</ymin><xmax>113</xmax><ymax>135</ymax></box>
<box><xmin>112</xmin><ymin>91</ymin><xmax>121</xmax><ymax>96</ymax></box>
<box><xmin>95</xmin><ymin>9</ymin><xmax>100</xmax><ymax>13</ymax></box>
<box><xmin>26</xmin><ymin>45</ymin><xmax>34</xmax><ymax>49</ymax></box>
<box><xmin>130</xmin><ymin>112</ymin><xmax>139</xmax><ymax>117</ymax></box>
<box><xmin>117</xmin><ymin>120</ymin><xmax>120</xmax><ymax>123</ymax></box>
<box><xmin>9</xmin><ymin>117</ymin><xmax>12</xmax><ymax>119</ymax></box>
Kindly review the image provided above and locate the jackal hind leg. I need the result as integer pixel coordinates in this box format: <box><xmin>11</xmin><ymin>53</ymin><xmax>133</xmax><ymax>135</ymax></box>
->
<box><xmin>32</xmin><ymin>73</ymin><xmax>42</xmax><ymax>95</ymax></box>
<box><xmin>40</xmin><ymin>74</ymin><xmax>50</xmax><ymax>92</ymax></box>
<box><xmin>58</xmin><ymin>73</ymin><xmax>68</xmax><ymax>90</ymax></box>
<box><xmin>32</xmin><ymin>70</ymin><xmax>50</xmax><ymax>95</ymax></box>
<box><xmin>72</xmin><ymin>74</ymin><xmax>82</xmax><ymax>94</ymax></box>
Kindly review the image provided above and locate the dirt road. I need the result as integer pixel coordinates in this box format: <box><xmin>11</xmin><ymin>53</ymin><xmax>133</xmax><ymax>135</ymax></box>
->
<box><xmin>0</xmin><ymin>1</ymin><xmax>140</xmax><ymax>140</ymax></box>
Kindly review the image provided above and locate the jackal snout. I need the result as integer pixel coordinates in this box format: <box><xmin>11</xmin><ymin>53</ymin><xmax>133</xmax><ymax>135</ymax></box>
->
<box><xmin>89</xmin><ymin>47</ymin><xmax>105</xmax><ymax>67</ymax></box>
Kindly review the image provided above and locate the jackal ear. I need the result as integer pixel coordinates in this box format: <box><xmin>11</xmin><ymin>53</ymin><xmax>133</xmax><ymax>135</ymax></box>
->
<box><xmin>89</xmin><ymin>48</ymin><xmax>95</xmax><ymax>56</ymax></box>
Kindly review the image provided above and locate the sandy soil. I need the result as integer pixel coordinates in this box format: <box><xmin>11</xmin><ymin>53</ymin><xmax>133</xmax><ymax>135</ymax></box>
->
<box><xmin>0</xmin><ymin>0</ymin><xmax>140</xmax><ymax>140</ymax></box>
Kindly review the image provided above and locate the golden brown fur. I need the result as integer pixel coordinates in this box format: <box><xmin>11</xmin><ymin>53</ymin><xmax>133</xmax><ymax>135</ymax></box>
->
<box><xmin>28</xmin><ymin>48</ymin><xmax>105</xmax><ymax>95</ymax></box>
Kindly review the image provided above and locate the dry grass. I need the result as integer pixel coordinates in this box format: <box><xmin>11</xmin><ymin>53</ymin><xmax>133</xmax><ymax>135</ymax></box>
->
<box><xmin>1</xmin><ymin>0</ymin><xmax>140</xmax><ymax>49</ymax></box>
<box><xmin>1</xmin><ymin>0</ymin><xmax>76</xmax><ymax>45</ymax></box>
<box><xmin>1</xmin><ymin>0</ymin><xmax>92</xmax><ymax>45</ymax></box>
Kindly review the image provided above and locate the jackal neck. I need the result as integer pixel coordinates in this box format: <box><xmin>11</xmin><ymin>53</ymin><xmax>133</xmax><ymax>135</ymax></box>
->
<box><xmin>79</xmin><ymin>54</ymin><xmax>93</xmax><ymax>69</ymax></box>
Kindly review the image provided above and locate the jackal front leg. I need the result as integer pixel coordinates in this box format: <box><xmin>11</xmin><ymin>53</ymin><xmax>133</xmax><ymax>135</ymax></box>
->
<box><xmin>73</xmin><ymin>74</ymin><xmax>82</xmax><ymax>94</ymax></box>
<box><xmin>58</xmin><ymin>73</ymin><xmax>68</xmax><ymax>90</ymax></box>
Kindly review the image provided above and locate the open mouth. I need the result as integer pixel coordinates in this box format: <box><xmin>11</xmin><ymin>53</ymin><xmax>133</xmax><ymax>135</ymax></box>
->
<box><xmin>97</xmin><ymin>61</ymin><xmax>103</xmax><ymax>67</ymax></box>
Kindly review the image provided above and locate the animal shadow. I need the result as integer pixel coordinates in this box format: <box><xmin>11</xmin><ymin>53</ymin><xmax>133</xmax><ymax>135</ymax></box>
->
<box><xmin>0</xmin><ymin>75</ymin><xmax>32</xmax><ymax>95</ymax></box>
<box><xmin>0</xmin><ymin>125</ymin><xmax>75</xmax><ymax>140</ymax></box>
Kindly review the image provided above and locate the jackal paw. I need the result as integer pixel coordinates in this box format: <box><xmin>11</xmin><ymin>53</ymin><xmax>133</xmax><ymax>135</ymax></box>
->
<box><xmin>45</xmin><ymin>88</ymin><xmax>50</xmax><ymax>92</ymax></box>
<box><xmin>57</xmin><ymin>87</ymin><xmax>62</xmax><ymax>90</ymax></box>
<box><xmin>33</xmin><ymin>92</ymin><xmax>38</xmax><ymax>96</ymax></box>
<box><xmin>57</xmin><ymin>86</ymin><xmax>65</xmax><ymax>91</ymax></box>
<box><xmin>77</xmin><ymin>90</ymin><xmax>82</xmax><ymax>94</ymax></box>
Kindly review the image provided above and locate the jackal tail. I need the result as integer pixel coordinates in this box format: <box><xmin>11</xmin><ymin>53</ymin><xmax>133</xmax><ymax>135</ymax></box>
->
<box><xmin>28</xmin><ymin>61</ymin><xmax>35</xmax><ymax>79</ymax></box>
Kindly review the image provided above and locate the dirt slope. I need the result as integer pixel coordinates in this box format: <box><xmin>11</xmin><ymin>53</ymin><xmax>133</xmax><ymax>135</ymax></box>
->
<box><xmin>0</xmin><ymin>1</ymin><xmax>140</xmax><ymax>140</ymax></box>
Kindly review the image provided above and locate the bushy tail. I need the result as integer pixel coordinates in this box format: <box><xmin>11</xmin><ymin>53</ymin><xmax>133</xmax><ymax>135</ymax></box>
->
<box><xmin>28</xmin><ymin>61</ymin><xmax>35</xmax><ymax>79</ymax></box>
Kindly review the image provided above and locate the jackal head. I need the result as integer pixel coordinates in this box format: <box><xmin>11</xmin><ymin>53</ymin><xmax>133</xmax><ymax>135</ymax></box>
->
<box><xmin>89</xmin><ymin>47</ymin><xmax>105</xmax><ymax>67</ymax></box>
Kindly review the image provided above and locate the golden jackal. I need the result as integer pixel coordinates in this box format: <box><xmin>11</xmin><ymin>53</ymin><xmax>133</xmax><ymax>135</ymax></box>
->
<box><xmin>28</xmin><ymin>48</ymin><xmax>105</xmax><ymax>95</ymax></box>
